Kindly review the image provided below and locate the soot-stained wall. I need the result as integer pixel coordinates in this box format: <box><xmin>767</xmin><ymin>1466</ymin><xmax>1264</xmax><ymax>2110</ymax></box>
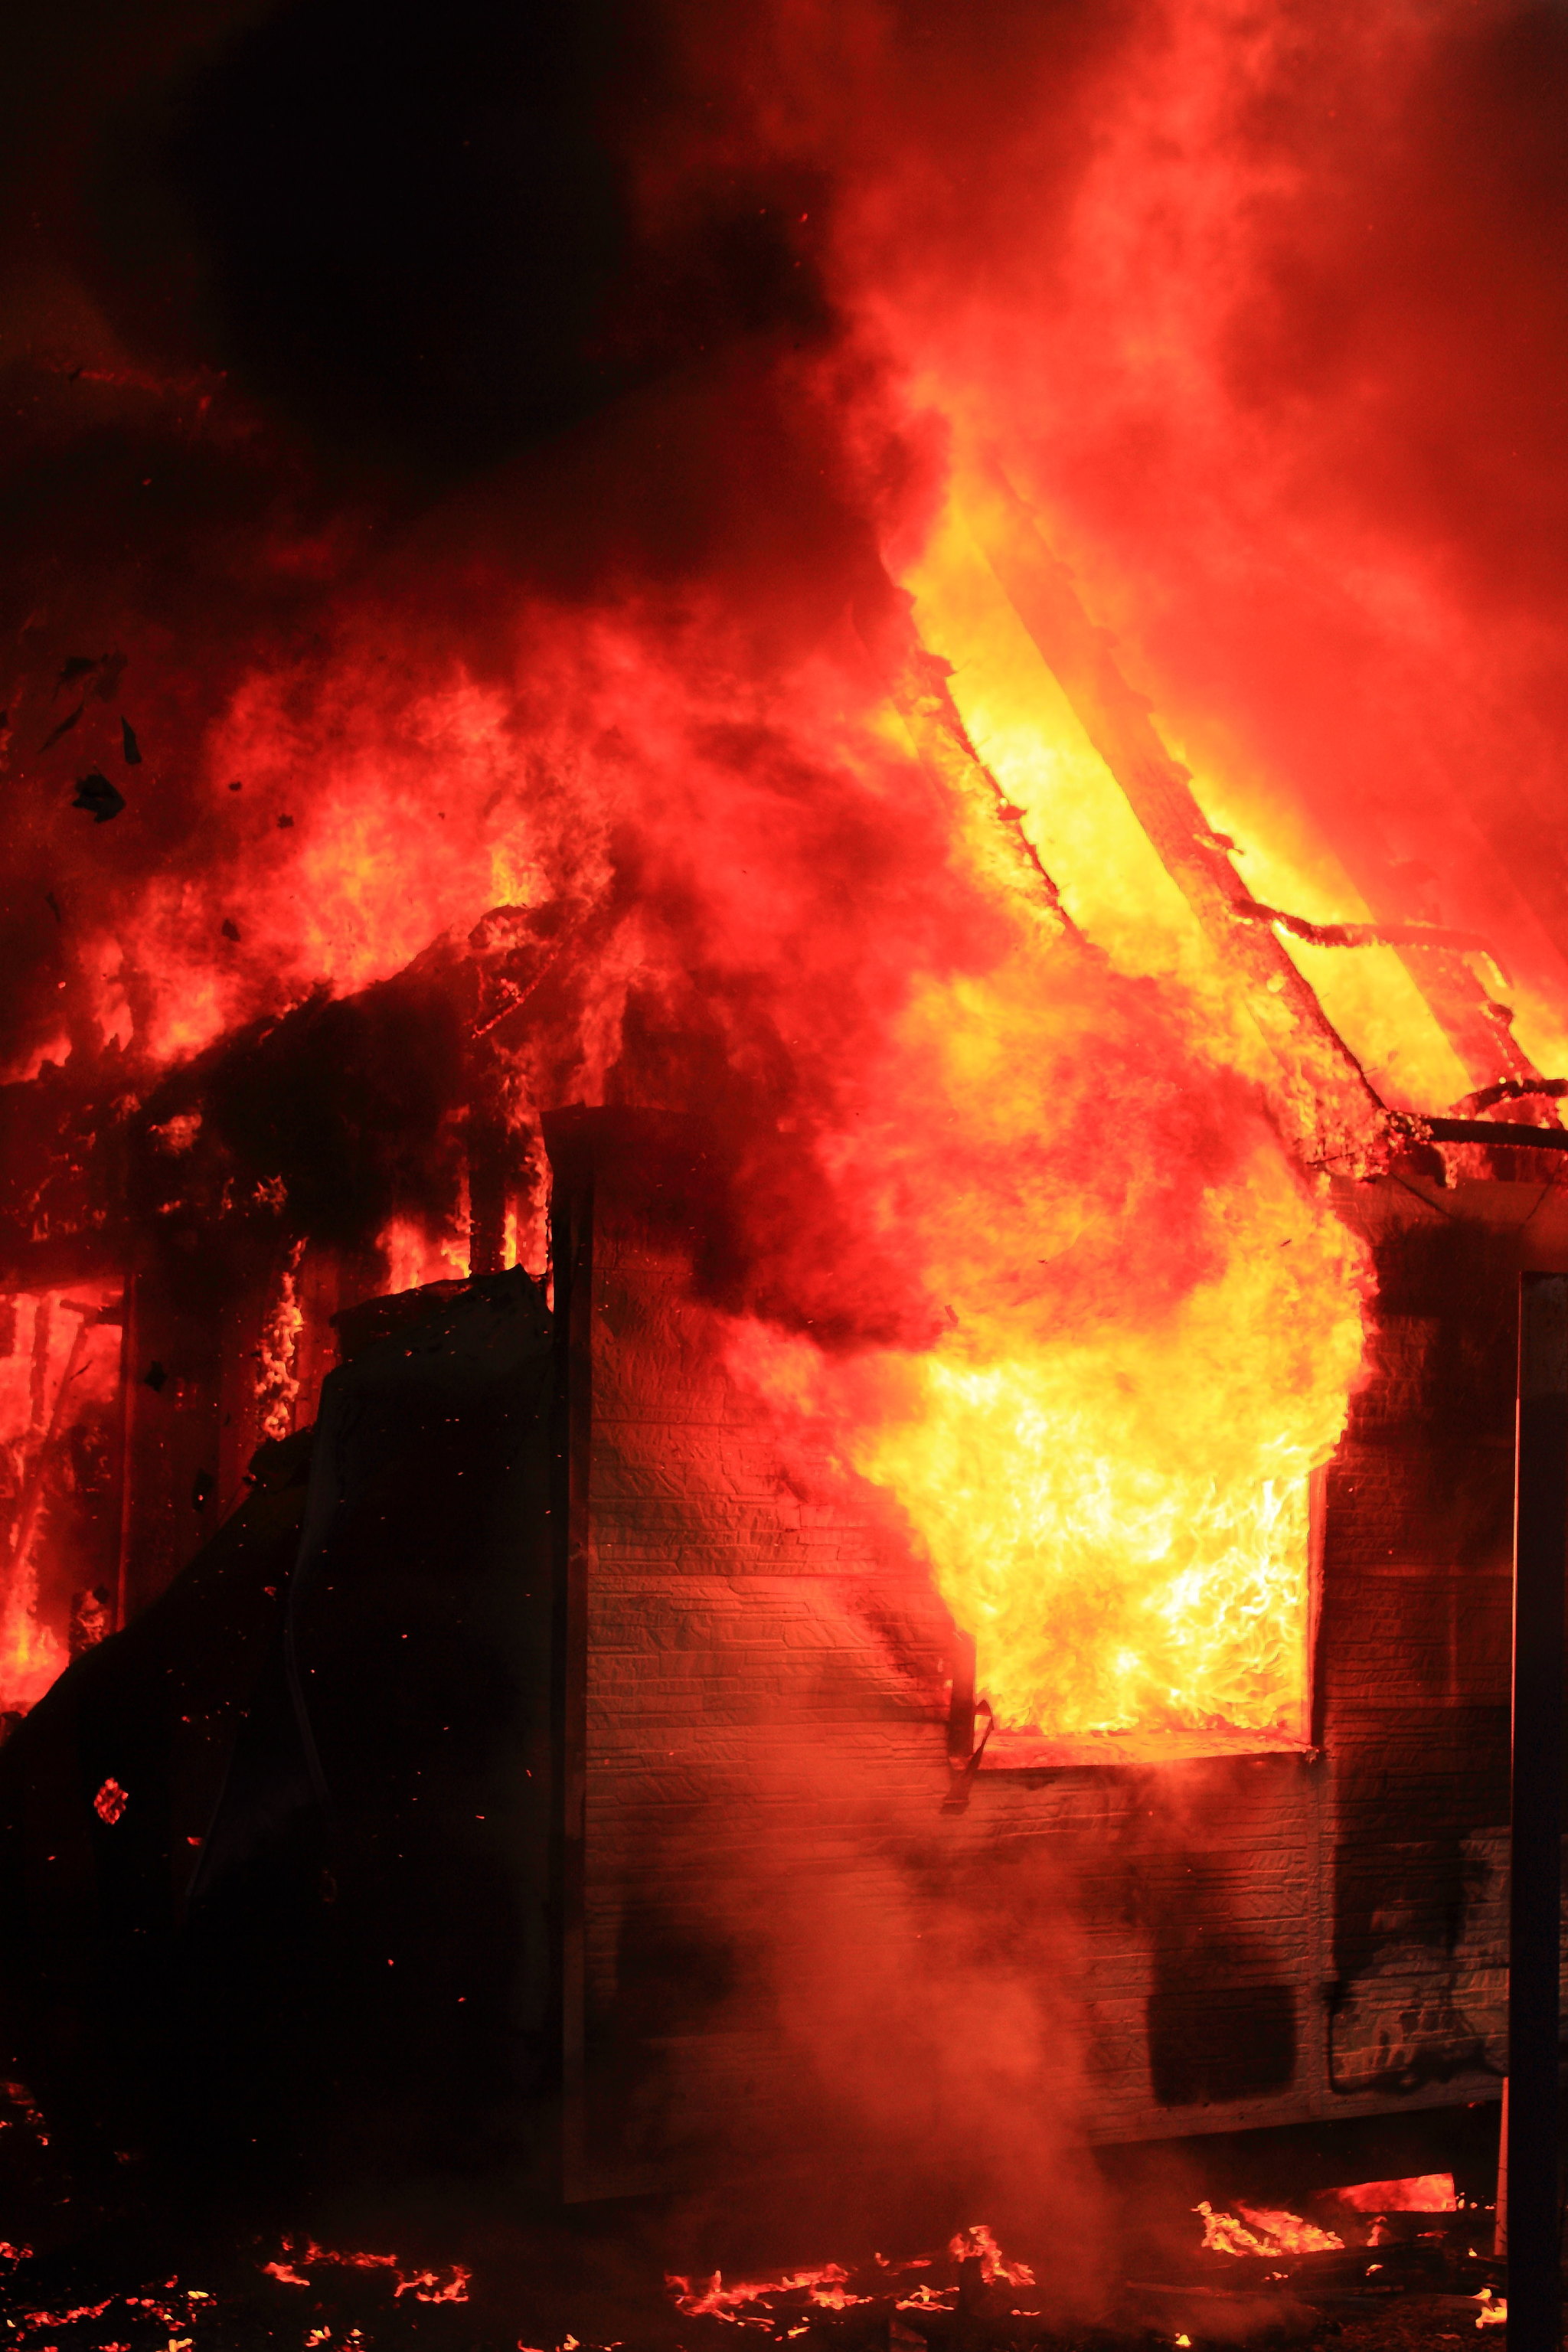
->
<box><xmin>547</xmin><ymin>1115</ymin><xmax>1568</xmax><ymax>2194</ymax></box>
<box><xmin>1319</xmin><ymin>1187</ymin><xmax>1522</xmax><ymax>2099</ymax></box>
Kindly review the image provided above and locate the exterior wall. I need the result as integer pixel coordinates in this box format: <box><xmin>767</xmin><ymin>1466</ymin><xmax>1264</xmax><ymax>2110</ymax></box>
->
<box><xmin>547</xmin><ymin>1115</ymin><xmax>1568</xmax><ymax>2194</ymax></box>
<box><xmin>1320</xmin><ymin>1190</ymin><xmax>1521</xmax><ymax>2099</ymax></box>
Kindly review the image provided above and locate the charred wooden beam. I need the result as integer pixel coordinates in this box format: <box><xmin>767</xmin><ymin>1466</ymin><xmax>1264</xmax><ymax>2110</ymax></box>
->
<box><xmin>466</xmin><ymin>1107</ymin><xmax>510</xmax><ymax>1278</ymax></box>
<box><xmin>1458</xmin><ymin>1076</ymin><xmax>1568</xmax><ymax>1117</ymax></box>
<box><xmin>1233</xmin><ymin>900</ymin><xmax>1502</xmax><ymax>962</ymax></box>
<box><xmin>858</xmin><ymin>590</ymin><xmax>1086</xmax><ymax>953</ymax></box>
<box><xmin>1391</xmin><ymin>942</ymin><xmax>1550</xmax><ymax>1103</ymax></box>
<box><xmin>1423</xmin><ymin>1117</ymin><xmax>1568</xmax><ymax>1154</ymax></box>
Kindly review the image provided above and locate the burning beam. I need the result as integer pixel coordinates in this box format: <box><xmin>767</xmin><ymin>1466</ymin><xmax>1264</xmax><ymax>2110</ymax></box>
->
<box><xmin>862</xmin><ymin>592</ymin><xmax>1086</xmax><ymax>952</ymax></box>
<box><xmin>962</xmin><ymin>470</ymin><xmax>1393</xmax><ymax>1170</ymax></box>
<box><xmin>967</xmin><ymin>466</ymin><xmax>1562</xmax><ymax>1124</ymax></box>
<box><xmin>963</xmin><ymin>466</ymin><xmax>1386</xmax><ymax>1165</ymax></box>
<box><xmin>1230</xmin><ymin>900</ymin><xmax>1504</xmax><ymax>970</ymax></box>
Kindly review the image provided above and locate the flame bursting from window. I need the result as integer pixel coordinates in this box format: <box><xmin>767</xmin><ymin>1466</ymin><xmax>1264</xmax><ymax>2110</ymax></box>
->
<box><xmin>840</xmin><ymin>980</ymin><xmax>1365</xmax><ymax>1742</ymax></box>
<box><xmin>730</xmin><ymin>918</ymin><xmax>1367</xmax><ymax>1745</ymax></box>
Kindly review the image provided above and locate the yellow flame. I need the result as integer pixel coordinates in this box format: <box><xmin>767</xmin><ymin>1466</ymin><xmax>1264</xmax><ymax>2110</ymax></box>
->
<box><xmin>855</xmin><ymin>1147</ymin><xmax>1363</xmax><ymax>1739</ymax></box>
<box><xmin>1197</xmin><ymin>2201</ymin><xmax>1343</xmax><ymax>2257</ymax></box>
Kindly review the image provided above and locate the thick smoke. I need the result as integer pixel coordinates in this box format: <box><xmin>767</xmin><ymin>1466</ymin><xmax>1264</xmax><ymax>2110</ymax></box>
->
<box><xmin>639</xmin><ymin>1731</ymin><xmax>1110</xmax><ymax>2308</ymax></box>
<box><xmin>6</xmin><ymin>0</ymin><xmax>1567</xmax><ymax>1127</ymax></box>
<box><xmin>813</xmin><ymin>0</ymin><xmax>1568</xmax><ymax>1047</ymax></box>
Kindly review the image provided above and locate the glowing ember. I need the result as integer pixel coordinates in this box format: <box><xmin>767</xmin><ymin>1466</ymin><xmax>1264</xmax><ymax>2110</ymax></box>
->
<box><xmin>666</xmin><ymin>2264</ymin><xmax>873</xmax><ymax>2324</ymax></box>
<box><xmin>1475</xmin><ymin>2288</ymin><xmax>1507</xmax><ymax>2328</ymax></box>
<box><xmin>668</xmin><ymin>2235</ymin><xmax>1033</xmax><ymax>2328</ymax></box>
<box><xmin>1196</xmin><ymin>2200</ymin><xmax>1344</xmax><ymax>2257</ymax></box>
<box><xmin>260</xmin><ymin>2241</ymin><xmax>469</xmax><ymax>2303</ymax></box>
<box><xmin>1332</xmin><ymin>2172</ymin><xmax>1458</xmax><ymax>2213</ymax></box>
<box><xmin>92</xmin><ymin>1778</ymin><xmax>129</xmax><ymax>1825</ymax></box>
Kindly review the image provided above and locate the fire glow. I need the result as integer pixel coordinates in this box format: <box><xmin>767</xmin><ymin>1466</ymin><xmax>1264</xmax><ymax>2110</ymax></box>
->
<box><xmin>1</xmin><ymin>552</ymin><xmax>1379</xmax><ymax>1752</ymax></box>
<box><xmin>8</xmin><ymin>0</ymin><xmax>1566</xmax><ymax>1773</ymax></box>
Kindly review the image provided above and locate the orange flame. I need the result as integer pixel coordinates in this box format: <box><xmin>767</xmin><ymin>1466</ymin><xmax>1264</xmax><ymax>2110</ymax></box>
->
<box><xmin>666</xmin><ymin>2264</ymin><xmax>877</xmax><ymax>2324</ymax></box>
<box><xmin>666</xmin><ymin>2264</ymin><xmax>874</xmax><ymax>2323</ymax></box>
<box><xmin>256</xmin><ymin>1241</ymin><xmax>306</xmax><ymax>1445</ymax></box>
<box><xmin>15</xmin><ymin>0</ymin><xmax>1568</xmax><ymax>1815</ymax></box>
<box><xmin>668</xmin><ymin>2234</ymin><xmax>1033</xmax><ymax>2324</ymax></box>
<box><xmin>29</xmin><ymin>541</ymin><xmax>1381</xmax><ymax>1775</ymax></box>
<box><xmin>1196</xmin><ymin>2200</ymin><xmax>1343</xmax><ymax>2257</ymax></box>
<box><xmin>948</xmin><ymin>2226</ymin><xmax>1035</xmax><ymax>2287</ymax></box>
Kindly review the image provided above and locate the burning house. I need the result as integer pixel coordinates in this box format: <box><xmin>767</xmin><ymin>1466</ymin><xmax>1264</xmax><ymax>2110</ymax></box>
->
<box><xmin>0</xmin><ymin>0</ymin><xmax>1566</xmax><ymax>2328</ymax></box>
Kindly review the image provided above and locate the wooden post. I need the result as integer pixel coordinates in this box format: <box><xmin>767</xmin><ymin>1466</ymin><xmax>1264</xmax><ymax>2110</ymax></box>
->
<box><xmin>543</xmin><ymin>1123</ymin><xmax>593</xmax><ymax>2205</ymax></box>
<box><xmin>467</xmin><ymin>1108</ymin><xmax>510</xmax><ymax>1278</ymax></box>
<box><xmin>1506</xmin><ymin>1271</ymin><xmax>1567</xmax><ymax>2350</ymax></box>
